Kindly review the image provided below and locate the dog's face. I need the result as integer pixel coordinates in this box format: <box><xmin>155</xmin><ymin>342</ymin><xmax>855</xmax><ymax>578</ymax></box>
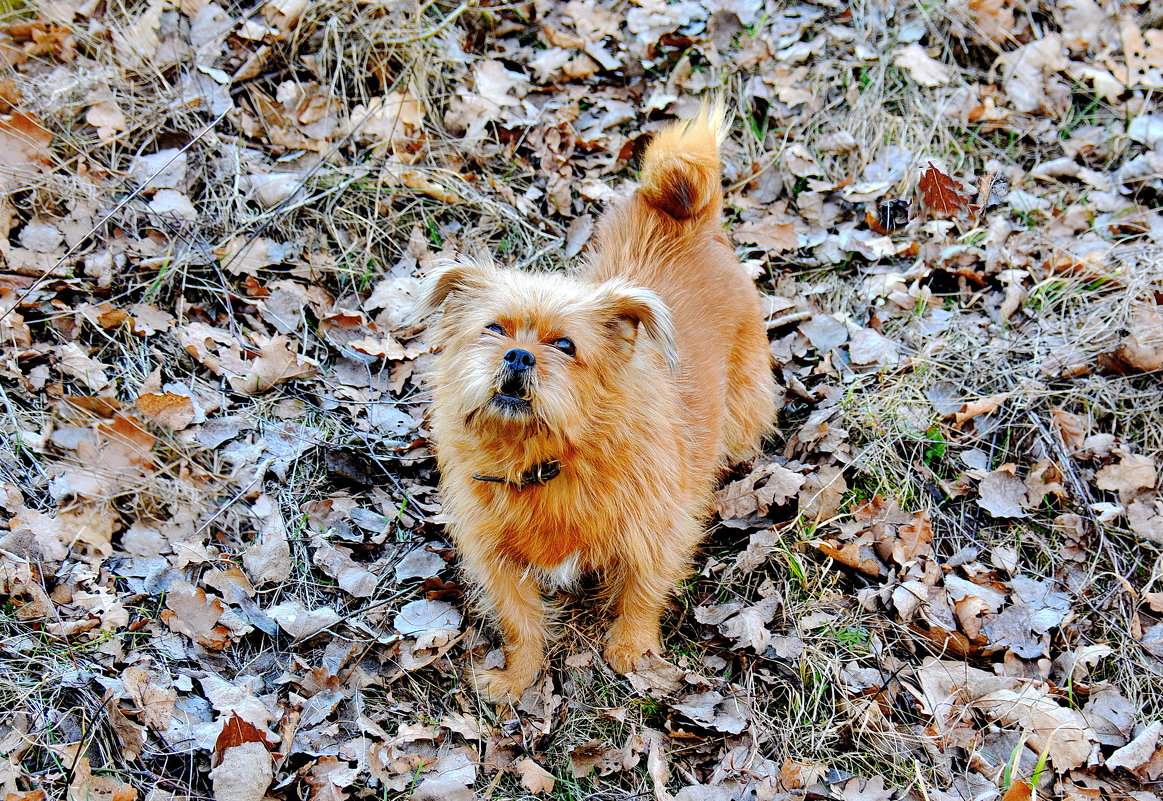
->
<box><xmin>421</xmin><ymin>258</ymin><xmax>677</xmax><ymax>442</ymax></box>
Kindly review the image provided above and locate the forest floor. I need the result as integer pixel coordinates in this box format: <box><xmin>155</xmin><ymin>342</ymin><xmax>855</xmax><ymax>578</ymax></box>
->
<box><xmin>2</xmin><ymin>0</ymin><xmax>1163</xmax><ymax>799</ymax></box>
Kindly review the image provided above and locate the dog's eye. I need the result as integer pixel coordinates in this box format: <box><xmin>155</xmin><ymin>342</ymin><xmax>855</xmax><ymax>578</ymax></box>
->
<box><xmin>552</xmin><ymin>337</ymin><xmax>576</xmax><ymax>356</ymax></box>
<box><xmin>484</xmin><ymin>323</ymin><xmax>504</xmax><ymax>335</ymax></box>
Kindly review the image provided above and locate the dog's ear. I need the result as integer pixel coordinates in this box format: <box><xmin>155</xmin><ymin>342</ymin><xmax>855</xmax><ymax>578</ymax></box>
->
<box><xmin>595</xmin><ymin>280</ymin><xmax>679</xmax><ymax>373</ymax></box>
<box><xmin>417</xmin><ymin>257</ymin><xmax>496</xmax><ymax>317</ymax></box>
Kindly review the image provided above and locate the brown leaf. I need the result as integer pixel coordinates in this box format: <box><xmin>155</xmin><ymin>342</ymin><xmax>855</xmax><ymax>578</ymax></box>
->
<box><xmin>977</xmin><ymin>468</ymin><xmax>1029</xmax><ymax>518</ymax></box>
<box><xmin>892</xmin><ymin>510</ymin><xmax>934</xmax><ymax>565</ymax></box>
<box><xmin>122</xmin><ymin>667</ymin><xmax>176</xmax><ymax>730</ymax></box>
<box><xmin>135</xmin><ymin>392</ymin><xmax>196</xmax><ymax>430</ymax></box>
<box><xmin>214</xmin><ymin>713</ymin><xmax>275</xmax><ymax>766</ymax></box>
<box><xmin>1117</xmin><ymin>305</ymin><xmax>1163</xmax><ymax>372</ymax></box>
<box><xmin>952</xmin><ymin>393</ymin><xmax>1009</xmax><ymax>425</ymax></box>
<box><xmin>918</xmin><ymin>162</ymin><xmax>968</xmax><ymax>218</ymax></box>
<box><xmin>816</xmin><ymin>534</ymin><xmax>886</xmax><ymax>578</ymax></box>
<box><xmin>0</xmin><ymin>110</ymin><xmax>52</xmax><ymax>188</ymax></box>
<box><xmin>209</xmin><ymin>741</ymin><xmax>273</xmax><ymax>801</ymax></box>
<box><xmin>304</xmin><ymin>757</ymin><xmax>349</xmax><ymax>801</ymax></box>
<box><xmin>893</xmin><ymin>44</ymin><xmax>952</xmax><ymax>86</ymax></box>
<box><xmin>734</xmin><ymin>202</ymin><xmax>798</xmax><ymax>253</ymax></box>
<box><xmin>1096</xmin><ymin>453</ymin><xmax>1157</xmax><ymax>499</ymax></box>
<box><xmin>161</xmin><ymin>580</ymin><xmax>231</xmax><ymax>650</ymax></box>
<box><xmin>1002</xmin><ymin>779</ymin><xmax>1032</xmax><ymax>801</ymax></box>
<box><xmin>798</xmin><ymin>463</ymin><xmax>847</xmax><ymax>521</ymax></box>
<box><xmin>515</xmin><ymin>758</ymin><xmax>555</xmax><ymax>794</ymax></box>
<box><xmin>1051</xmin><ymin>408</ymin><xmax>1088</xmax><ymax>451</ymax></box>
<box><xmin>219</xmin><ymin>334</ymin><xmax>318</xmax><ymax>393</ymax></box>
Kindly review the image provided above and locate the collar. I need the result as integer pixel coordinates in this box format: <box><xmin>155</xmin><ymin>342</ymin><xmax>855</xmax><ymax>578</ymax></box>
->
<box><xmin>472</xmin><ymin>459</ymin><xmax>562</xmax><ymax>490</ymax></box>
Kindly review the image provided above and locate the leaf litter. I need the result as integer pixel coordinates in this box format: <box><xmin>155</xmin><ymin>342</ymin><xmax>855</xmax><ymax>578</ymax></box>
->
<box><xmin>1</xmin><ymin>1</ymin><xmax>1162</xmax><ymax>800</ymax></box>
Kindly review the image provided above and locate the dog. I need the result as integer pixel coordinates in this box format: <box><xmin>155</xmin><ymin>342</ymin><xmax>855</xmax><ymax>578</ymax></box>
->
<box><xmin>419</xmin><ymin>102</ymin><xmax>775</xmax><ymax>702</ymax></box>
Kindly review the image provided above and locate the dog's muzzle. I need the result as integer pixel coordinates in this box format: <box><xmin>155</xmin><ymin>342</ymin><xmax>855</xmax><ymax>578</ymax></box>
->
<box><xmin>497</xmin><ymin>348</ymin><xmax>535</xmax><ymax>399</ymax></box>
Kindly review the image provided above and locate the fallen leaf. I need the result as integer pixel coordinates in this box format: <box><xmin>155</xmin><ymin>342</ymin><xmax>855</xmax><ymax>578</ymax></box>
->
<box><xmin>515</xmin><ymin>758</ymin><xmax>555</xmax><ymax>794</ymax></box>
<box><xmin>672</xmin><ymin>690</ymin><xmax>748</xmax><ymax>734</ymax></box>
<box><xmin>918</xmin><ymin>162</ymin><xmax>968</xmax><ymax>218</ymax></box>
<box><xmin>735</xmin><ymin>203</ymin><xmax>798</xmax><ymax>253</ymax></box>
<box><xmin>953</xmin><ymin>393</ymin><xmax>1009</xmax><ymax>425</ymax></box>
<box><xmin>161</xmin><ymin>580</ymin><xmax>231</xmax><ymax>650</ymax></box>
<box><xmin>393</xmin><ymin>599</ymin><xmax>462</xmax><ymax>648</ymax></box>
<box><xmin>0</xmin><ymin>110</ymin><xmax>52</xmax><ymax>188</ymax></box>
<box><xmin>213</xmin><ymin>713</ymin><xmax>275</xmax><ymax>766</ymax></box>
<box><xmin>894</xmin><ymin>44</ymin><xmax>952</xmax><ymax>86</ymax></box>
<box><xmin>977</xmin><ymin>469</ymin><xmax>1030</xmax><ymax>518</ymax></box>
<box><xmin>1106</xmin><ymin>720</ymin><xmax>1162</xmax><ymax>774</ymax></box>
<box><xmin>136</xmin><ymin>392</ymin><xmax>196</xmax><ymax>430</ymax></box>
<box><xmin>209</xmin><ymin>741</ymin><xmax>273</xmax><ymax>801</ymax></box>
<box><xmin>1096</xmin><ymin>454</ymin><xmax>1157</xmax><ymax>499</ymax></box>
<box><xmin>219</xmin><ymin>334</ymin><xmax>317</xmax><ymax>393</ymax></box>
<box><xmin>267</xmin><ymin>600</ymin><xmax>341</xmax><ymax>639</ymax></box>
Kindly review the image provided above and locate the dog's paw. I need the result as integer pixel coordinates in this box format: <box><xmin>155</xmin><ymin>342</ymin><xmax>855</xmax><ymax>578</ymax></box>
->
<box><xmin>605</xmin><ymin>619</ymin><xmax>662</xmax><ymax>674</ymax></box>
<box><xmin>604</xmin><ymin>639</ymin><xmax>659</xmax><ymax>674</ymax></box>
<box><xmin>467</xmin><ymin>664</ymin><xmax>537</xmax><ymax>704</ymax></box>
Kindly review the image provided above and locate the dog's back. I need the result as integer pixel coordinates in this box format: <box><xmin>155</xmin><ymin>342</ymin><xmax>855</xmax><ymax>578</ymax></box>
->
<box><xmin>583</xmin><ymin>103</ymin><xmax>775</xmax><ymax>467</ymax></box>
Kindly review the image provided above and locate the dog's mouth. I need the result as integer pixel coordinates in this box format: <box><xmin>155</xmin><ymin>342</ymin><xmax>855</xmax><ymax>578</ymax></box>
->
<box><xmin>489</xmin><ymin>392</ymin><xmax>533</xmax><ymax>414</ymax></box>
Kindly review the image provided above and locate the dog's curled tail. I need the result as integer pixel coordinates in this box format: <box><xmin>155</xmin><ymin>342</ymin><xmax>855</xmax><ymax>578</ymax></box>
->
<box><xmin>638</xmin><ymin>98</ymin><xmax>727</xmax><ymax>222</ymax></box>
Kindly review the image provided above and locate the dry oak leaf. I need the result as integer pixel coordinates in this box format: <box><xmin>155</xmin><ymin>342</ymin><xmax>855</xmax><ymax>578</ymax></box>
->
<box><xmin>209</xmin><ymin>741</ymin><xmax>273</xmax><ymax>801</ymax></box>
<box><xmin>967</xmin><ymin>0</ymin><xmax>1015</xmax><ymax>44</ymax></box>
<box><xmin>715</xmin><ymin>594</ymin><xmax>781</xmax><ymax>652</ymax></box>
<box><xmin>267</xmin><ymin>600</ymin><xmax>341</xmax><ymax>640</ymax></box>
<box><xmin>161</xmin><ymin>580</ymin><xmax>231</xmax><ymax>650</ymax></box>
<box><xmin>713</xmin><ymin>462</ymin><xmax>804</xmax><ymax>519</ymax></box>
<box><xmin>515</xmin><ymin>758</ymin><xmax>556</xmax><ymax>795</ymax></box>
<box><xmin>890</xmin><ymin>510</ymin><xmax>934</xmax><ymax>566</ymax></box>
<box><xmin>213</xmin><ymin>712</ymin><xmax>276</xmax><ymax>766</ymax></box>
<box><xmin>84</xmin><ymin>86</ymin><xmax>127</xmax><ymax>143</ymax></box>
<box><xmin>569</xmin><ymin>740</ymin><xmax>639</xmax><ymax>778</ymax></box>
<box><xmin>219</xmin><ymin>333</ymin><xmax>318</xmax><ymax>393</ymax></box>
<box><xmin>799</xmin><ymin>462</ymin><xmax>848</xmax><ymax>521</ymax></box>
<box><xmin>135</xmin><ymin>391</ymin><xmax>196</xmax><ymax>430</ymax></box>
<box><xmin>305</xmin><ymin>757</ymin><xmax>356</xmax><ymax>801</ymax></box>
<box><xmin>57</xmin><ymin>343</ymin><xmax>111</xmax><ymax>391</ymax></box>
<box><xmin>1117</xmin><ymin>305</ymin><xmax>1163</xmax><ymax>372</ymax></box>
<box><xmin>1051</xmin><ymin>408</ymin><xmax>1088</xmax><ymax>451</ymax></box>
<box><xmin>915</xmin><ymin>658</ymin><xmax>1095</xmax><ymax>770</ymax></box>
<box><xmin>176</xmin><ymin>322</ymin><xmax>236</xmax><ymax>372</ymax></box>
<box><xmin>121</xmin><ymin>667</ymin><xmax>176</xmax><ymax>730</ymax></box>
<box><xmin>1096</xmin><ymin>454</ymin><xmax>1157</xmax><ymax>498</ymax></box>
<box><xmin>977</xmin><ymin>468</ymin><xmax>1029</xmax><ymax>518</ymax></box>
<box><xmin>918</xmin><ymin>162</ymin><xmax>968</xmax><ymax>218</ymax></box>
<box><xmin>1106</xmin><ymin>720</ymin><xmax>1162</xmax><ymax>776</ymax></box>
<box><xmin>443</xmin><ymin>59</ymin><xmax>530</xmax><ymax>146</ymax></box>
<box><xmin>734</xmin><ymin>202</ymin><xmax>798</xmax><ymax>253</ymax></box>
<box><xmin>409</xmin><ymin>749</ymin><xmax>477</xmax><ymax>801</ymax></box>
<box><xmin>1128</xmin><ymin>497</ymin><xmax>1163</xmax><ymax>545</ymax></box>
<box><xmin>53</xmin><ymin>747</ymin><xmax>136</xmax><ymax>801</ymax></box>
<box><xmin>893</xmin><ymin>44</ymin><xmax>952</xmax><ymax>86</ymax></box>
<box><xmin>0</xmin><ymin>110</ymin><xmax>52</xmax><ymax>188</ymax></box>
<box><xmin>816</xmin><ymin>532</ymin><xmax>886</xmax><ymax>578</ymax></box>
<box><xmin>673</xmin><ymin>690</ymin><xmax>748</xmax><ymax>734</ymax></box>
<box><xmin>998</xmin><ymin>34</ymin><xmax>1068</xmax><ymax>113</ymax></box>
<box><xmin>952</xmin><ymin>393</ymin><xmax>1009</xmax><ymax>425</ymax></box>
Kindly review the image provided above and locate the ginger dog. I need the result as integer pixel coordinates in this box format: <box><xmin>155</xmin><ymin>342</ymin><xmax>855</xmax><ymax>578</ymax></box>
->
<box><xmin>420</xmin><ymin>103</ymin><xmax>775</xmax><ymax>702</ymax></box>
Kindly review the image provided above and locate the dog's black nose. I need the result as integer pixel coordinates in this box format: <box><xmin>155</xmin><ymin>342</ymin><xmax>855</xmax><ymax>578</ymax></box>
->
<box><xmin>503</xmin><ymin>348</ymin><xmax>535</xmax><ymax>371</ymax></box>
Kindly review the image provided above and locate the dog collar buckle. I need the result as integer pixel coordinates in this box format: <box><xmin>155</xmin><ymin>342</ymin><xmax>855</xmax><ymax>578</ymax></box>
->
<box><xmin>473</xmin><ymin>459</ymin><xmax>561</xmax><ymax>489</ymax></box>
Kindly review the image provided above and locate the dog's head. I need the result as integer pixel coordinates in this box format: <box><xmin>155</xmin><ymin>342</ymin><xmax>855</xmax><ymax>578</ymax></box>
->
<box><xmin>419</xmin><ymin>257</ymin><xmax>677</xmax><ymax>440</ymax></box>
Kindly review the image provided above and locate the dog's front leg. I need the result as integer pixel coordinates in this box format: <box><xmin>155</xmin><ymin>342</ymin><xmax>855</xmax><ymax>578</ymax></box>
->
<box><xmin>603</xmin><ymin>530</ymin><xmax>693</xmax><ymax>673</ymax></box>
<box><xmin>465</xmin><ymin>553</ymin><xmax>547</xmax><ymax>702</ymax></box>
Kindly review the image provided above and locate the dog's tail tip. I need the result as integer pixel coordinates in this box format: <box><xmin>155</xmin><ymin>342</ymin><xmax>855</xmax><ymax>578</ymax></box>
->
<box><xmin>639</xmin><ymin>97</ymin><xmax>726</xmax><ymax>221</ymax></box>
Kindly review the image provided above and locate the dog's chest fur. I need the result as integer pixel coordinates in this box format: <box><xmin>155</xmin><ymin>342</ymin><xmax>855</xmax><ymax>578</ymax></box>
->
<box><xmin>473</xmin><ymin>478</ymin><xmax>613</xmax><ymax>571</ymax></box>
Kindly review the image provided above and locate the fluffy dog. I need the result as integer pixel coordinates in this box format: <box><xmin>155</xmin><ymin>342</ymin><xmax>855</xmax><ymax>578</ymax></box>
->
<box><xmin>419</xmin><ymin>103</ymin><xmax>775</xmax><ymax>702</ymax></box>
